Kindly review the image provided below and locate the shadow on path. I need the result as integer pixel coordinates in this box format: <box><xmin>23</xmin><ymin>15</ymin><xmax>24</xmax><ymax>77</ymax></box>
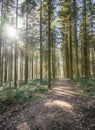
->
<box><xmin>0</xmin><ymin>78</ymin><xmax>95</xmax><ymax>130</ymax></box>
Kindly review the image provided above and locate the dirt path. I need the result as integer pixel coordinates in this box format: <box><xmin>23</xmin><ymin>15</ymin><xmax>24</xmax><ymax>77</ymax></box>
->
<box><xmin>0</xmin><ymin>78</ymin><xmax>95</xmax><ymax>130</ymax></box>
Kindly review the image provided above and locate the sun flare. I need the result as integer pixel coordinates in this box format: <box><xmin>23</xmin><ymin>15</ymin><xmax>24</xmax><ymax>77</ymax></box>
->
<box><xmin>6</xmin><ymin>26</ymin><xmax>17</xmax><ymax>38</ymax></box>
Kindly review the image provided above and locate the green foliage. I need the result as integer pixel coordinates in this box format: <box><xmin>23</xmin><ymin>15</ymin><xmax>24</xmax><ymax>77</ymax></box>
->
<box><xmin>34</xmin><ymin>86</ymin><xmax>47</xmax><ymax>93</ymax></box>
<box><xmin>28</xmin><ymin>79</ymin><xmax>48</xmax><ymax>86</ymax></box>
<box><xmin>0</xmin><ymin>79</ymin><xmax>48</xmax><ymax>114</ymax></box>
<box><xmin>18</xmin><ymin>80</ymin><xmax>26</xmax><ymax>85</ymax></box>
<box><xmin>0</xmin><ymin>15</ymin><xmax>9</xmax><ymax>26</ymax></box>
<box><xmin>71</xmin><ymin>76</ymin><xmax>95</xmax><ymax>98</ymax></box>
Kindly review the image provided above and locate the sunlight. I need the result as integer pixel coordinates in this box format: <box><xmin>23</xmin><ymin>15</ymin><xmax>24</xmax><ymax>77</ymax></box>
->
<box><xmin>54</xmin><ymin>90</ymin><xmax>74</xmax><ymax>96</ymax></box>
<box><xmin>6</xmin><ymin>26</ymin><xmax>17</xmax><ymax>38</ymax></box>
<box><xmin>17</xmin><ymin>122</ymin><xmax>30</xmax><ymax>130</ymax></box>
<box><xmin>18</xmin><ymin>18</ymin><xmax>23</xmax><ymax>28</ymax></box>
<box><xmin>54</xmin><ymin>87</ymin><xmax>79</xmax><ymax>96</ymax></box>
<box><xmin>45</xmin><ymin>100</ymin><xmax>73</xmax><ymax>109</ymax></box>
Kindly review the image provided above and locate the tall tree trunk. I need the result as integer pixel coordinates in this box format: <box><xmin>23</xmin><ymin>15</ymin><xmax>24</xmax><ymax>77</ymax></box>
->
<box><xmin>64</xmin><ymin>24</ymin><xmax>70</xmax><ymax>78</ymax></box>
<box><xmin>1</xmin><ymin>42</ymin><xmax>4</xmax><ymax>82</ymax></box>
<box><xmin>83</xmin><ymin>0</ymin><xmax>89</xmax><ymax>77</ymax></box>
<box><xmin>31</xmin><ymin>55</ymin><xmax>33</xmax><ymax>79</ymax></box>
<box><xmin>68</xmin><ymin>0</ymin><xmax>73</xmax><ymax>79</ymax></box>
<box><xmin>89</xmin><ymin>0</ymin><xmax>93</xmax><ymax>75</ymax></box>
<box><xmin>20</xmin><ymin>51</ymin><xmax>22</xmax><ymax>81</ymax></box>
<box><xmin>25</xmin><ymin>2</ymin><xmax>28</xmax><ymax>83</ymax></box>
<box><xmin>92</xmin><ymin>48</ymin><xmax>94</xmax><ymax>74</ymax></box>
<box><xmin>51</xmin><ymin>31</ymin><xmax>55</xmax><ymax>79</ymax></box>
<box><xmin>10</xmin><ymin>42</ymin><xmax>13</xmax><ymax>81</ymax></box>
<box><xmin>74</xmin><ymin>0</ymin><xmax>79</xmax><ymax>77</ymax></box>
<box><xmin>80</xmin><ymin>44</ymin><xmax>84</xmax><ymax>76</ymax></box>
<box><xmin>36</xmin><ymin>56</ymin><xmax>38</xmax><ymax>79</ymax></box>
<box><xmin>69</xmin><ymin>18</ymin><xmax>73</xmax><ymax>79</ymax></box>
<box><xmin>40</xmin><ymin>2</ymin><xmax>43</xmax><ymax>83</ymax></box>
<box><xmin>48</xmin><ymin>0</ymin><xmax>51</xmax><ymax>89</ymax></box>
<box><xmin>4</xmin><ymin>41</ymin><xmax>7</xmax><ymax>82</ymax></box>
<box><xmin>0</xmin><ymin>0</ymin><xmax>3</xmax><ymax>81</ymax></box>
<box><xmin>14</xmin><ymin>0</ymin><xmax>18</xmax><ymax>87</ymax></box>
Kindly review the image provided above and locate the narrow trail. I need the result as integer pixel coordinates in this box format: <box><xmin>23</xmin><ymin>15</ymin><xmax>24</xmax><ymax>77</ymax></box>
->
<box><xmin>0</xmin><ymin>78</ymin><xmax>95</xmax><ymax>130</ymax></box>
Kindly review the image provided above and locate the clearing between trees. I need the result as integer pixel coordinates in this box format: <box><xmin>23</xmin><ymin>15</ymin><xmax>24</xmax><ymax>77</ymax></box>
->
<box><xmin>0</xmin><ymin>78</ymin><xmax>95</xmax><ymax>130</ymax></box>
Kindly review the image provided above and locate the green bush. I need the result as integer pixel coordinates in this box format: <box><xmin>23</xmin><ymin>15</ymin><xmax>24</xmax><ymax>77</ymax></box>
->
<box><xmin>71</xmin><ymin>76</ymin><xmax>95</xmax><ymax>98</ymax></box>
<box><xmin>18</xmin><ymin>80</ymin><xmax>26</xmax><ymax>86</ymax></box>
<box><xmin>0</xmin><ymin>79</ymin><xmax>48</xmax><ymax>113</ymax></box>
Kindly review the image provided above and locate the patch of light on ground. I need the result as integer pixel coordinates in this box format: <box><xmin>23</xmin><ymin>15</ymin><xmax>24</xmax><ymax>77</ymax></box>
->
<box><xmin>45</xmin><ymin>100</ymin><xmax>73</xmax><ymax>109</ymax></box>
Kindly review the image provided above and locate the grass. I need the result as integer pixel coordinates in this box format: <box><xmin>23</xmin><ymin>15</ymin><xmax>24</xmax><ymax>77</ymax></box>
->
<box><xmin>70</xmin><ymin>76</ymin><xmax>95</xmax><ymax>98</ymax></box>
<box><xmin>0</xmin><ymin>79</ymin><xmax>49</xmax><ymax>114</ymax></box>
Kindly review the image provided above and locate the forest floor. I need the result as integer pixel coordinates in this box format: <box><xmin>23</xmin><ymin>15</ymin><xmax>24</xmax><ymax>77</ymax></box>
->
<box><xmin>0</xmin><ymin>78</ymin><xmax>95</xmax><ymax>130</ymax></box>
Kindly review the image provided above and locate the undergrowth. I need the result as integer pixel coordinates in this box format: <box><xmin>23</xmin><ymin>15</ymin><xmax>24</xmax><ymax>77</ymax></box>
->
<box><xmin>71</xmin><ymin>76</ymin><xmax>95</xmax><ymax>98</ymax></box>
<box><xmin>0</xmin><ymin>79</ymin><xmax>50</xmax><ymax>114</ymax></box>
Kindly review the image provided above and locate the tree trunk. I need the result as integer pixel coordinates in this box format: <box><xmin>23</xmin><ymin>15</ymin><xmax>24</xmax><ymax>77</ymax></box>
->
<box><xmin>0</xmin><ymin>0</ymin><xmax>3</xmax><ymax>81</ymax></box>
<box><xmin>40</xmin><ymin>2</ymin><xmax>43</xmax><ymax>83</ymax></box>
<box><xmin>73</xmin><ymin>0</ymin><xmax>79</xmax><ymax>77</ymax></box>
<box><xmin>25</xmin><ymin>2</ymin><xmax>28</xmax><ymax>83</ymax></box>
<box><xmin>4</xmin><ymin>41</ymin><xmax>7</xmax><ymax>82</ymax></box>
<box><xmin>32</xmin><ymin>55</ymin><xmax>33</xmax><ymax>79</ymax></box>
<box><xmin>14</xmin><ymin>0</ymin><xmax>18</xmax><ymax>87</ymax></box>
<box><xmin>48</xmin><ymin>0</ymin><xmax>51</xmax><ymax>89</ymax></box>
<box><xmin>83</xmin><ymin>0</ymin><xmax>89</xmax><ymax>77</ymax></box>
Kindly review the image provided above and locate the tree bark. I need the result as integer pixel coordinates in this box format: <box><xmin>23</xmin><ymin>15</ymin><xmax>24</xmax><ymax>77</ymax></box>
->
<box><xmin>48</xmin><ymin>0</ymin><xmax>52</xmax><ymax>89</ymax></box>
<box><xmin>40</xmin><ymin>2</ymin><xmax>43</xmax><ymax>83</ymax></box>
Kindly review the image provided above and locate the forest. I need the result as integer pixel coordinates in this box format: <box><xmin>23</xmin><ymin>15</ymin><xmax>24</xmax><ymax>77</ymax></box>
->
<box><xmin>0</xmin><ymin>0</ymin><xmax>95</xmax><ymax>130</ymax></box>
